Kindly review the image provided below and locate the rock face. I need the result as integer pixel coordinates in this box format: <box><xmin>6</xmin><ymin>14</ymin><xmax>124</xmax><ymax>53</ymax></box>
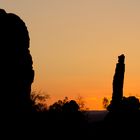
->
<box><xmin>111</xmin><ymin>54</ymin><xmax>125</xmax><ymax>109</ymax></box>
<box><xmin>0</xmin><ymin>9</ymin><xmax>34</xmax><ymax>112</ymax></box>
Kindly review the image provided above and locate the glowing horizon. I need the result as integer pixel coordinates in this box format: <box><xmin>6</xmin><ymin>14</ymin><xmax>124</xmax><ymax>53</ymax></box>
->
<box><xmin>1</xmin><ymin>0</ymin><xmax>140</xmax><ymax>110</ymax></box>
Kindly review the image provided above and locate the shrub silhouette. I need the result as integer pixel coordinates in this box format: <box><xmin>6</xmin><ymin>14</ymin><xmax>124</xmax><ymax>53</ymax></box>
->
<box><xmin>47</xmin><ymin>98</ymin><xmax>87</xmax><ymax>139</ymax></box>
<box><xmin>49</xmin><ymin>97</ymin><xmax>80</xmax><ymax>113</ymax></box>
<box><xmin>62</xmin><ymin>100</ymin><xmax>79</xmax><ymax>113</ymax></box>
<box><xmin>121</xmin><ymin>96</ymin><xmax>140</xmax><ymax>112</ymax></box>
<box><xmin>31</xmin><ymin>91</ymin><xmax>49</xmax><ymax>112</ymax></box>
<box><xmin>102</xmin><ymin>97</ymin><xmax>110</xmax><ymax>109</ymax></box>
<box><xmin>0</xmin><ymin>9</ymin><xmax>34</xmax><ymax>112</ymax></box>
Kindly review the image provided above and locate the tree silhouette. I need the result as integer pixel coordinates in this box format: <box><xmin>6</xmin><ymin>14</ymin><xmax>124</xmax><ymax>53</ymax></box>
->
<box><xmin>121</xmin><ymin>96</ymin><xmax>140</xmax><ymax>112</ymax></box>
<box><xmin>102</xmin><ymin>97</ymin><xmax>110</xmax><ymax>109</ymax></box>
<box><xmin>76</xmin><ymin>95</ymin><xmax>89</xmax><ymax>111</ymax></box>
<box><xmin>31</xmin><ymin>91</ymin><xmax>50</xmax><ymax>112</ymax></box>
<box><xmin>62</xmin><ymin>100</ymin><xmax>79</xmax><ymax>113</ymax></box>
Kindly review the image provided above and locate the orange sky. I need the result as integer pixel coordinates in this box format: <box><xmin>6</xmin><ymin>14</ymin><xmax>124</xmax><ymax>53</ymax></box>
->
<box><xmin>2</xmin><ymin>0</ymin><xmax>140</xmax><ymax>110</ymax></box>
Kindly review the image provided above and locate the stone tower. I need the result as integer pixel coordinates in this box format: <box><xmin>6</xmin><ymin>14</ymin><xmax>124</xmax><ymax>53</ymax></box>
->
<box><xmin>111</xmin><ymin>54</ymin><xmax>125</xmax><ymax>109</ymax></box>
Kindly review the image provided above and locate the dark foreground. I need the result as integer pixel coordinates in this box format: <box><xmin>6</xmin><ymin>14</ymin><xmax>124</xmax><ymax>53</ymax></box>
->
<box><xmin>2</xmin><ymin>110</ymin><xmax>140</xmax><ymax>139</ymax></box>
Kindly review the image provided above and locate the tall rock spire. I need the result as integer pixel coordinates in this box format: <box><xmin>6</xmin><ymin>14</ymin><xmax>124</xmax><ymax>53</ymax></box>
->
<box><xmin>111</xmin><ymin>54</ymin><xmax>125</xmax><ymax>109</ymax></box>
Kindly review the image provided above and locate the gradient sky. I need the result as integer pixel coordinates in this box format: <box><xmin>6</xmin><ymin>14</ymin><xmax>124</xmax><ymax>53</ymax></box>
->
<box><xmin>2</xmin><ymin>0</ymin><xmax>140</xmax><ymax>110</ymax></box>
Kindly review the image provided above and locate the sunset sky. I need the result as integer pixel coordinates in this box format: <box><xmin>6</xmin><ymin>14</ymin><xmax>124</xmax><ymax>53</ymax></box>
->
<box><xmin>2</xmin><ymin>0</ymin><xmax>140</xmax><ymax>110</ymax></box>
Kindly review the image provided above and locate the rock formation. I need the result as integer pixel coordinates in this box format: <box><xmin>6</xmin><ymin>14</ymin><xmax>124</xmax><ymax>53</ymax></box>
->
<box><xmin>111</xmin><ymin>54</ymin><xmax>125</xmax><ymax>110</ymax></box>
<box><xmin>0</xmin><ymin>9</ymin><xmax>34</xmax><ymax>112</ymax></box>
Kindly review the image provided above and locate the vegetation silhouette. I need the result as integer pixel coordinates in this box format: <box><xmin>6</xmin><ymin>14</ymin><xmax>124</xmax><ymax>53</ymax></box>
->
<box><xmin>102</xmin><ymin>97</ymin><xmax>110</xmax><ymax>109</ymax></box>
<box><xmin>31</xmin><ymin>90</ymin><xmax>49</xmax><ymax>112</ymax></box>
<box><xmin>45</xmin><ymin>97</ymin><xmax>88</xmax><ymax>133</ymax></box>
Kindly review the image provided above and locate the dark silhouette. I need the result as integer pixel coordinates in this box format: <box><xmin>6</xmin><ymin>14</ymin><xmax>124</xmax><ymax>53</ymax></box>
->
<box><xmin>103</xmin><ymin>54</ymin><xmax>140</xmax><ymax>139</ymax></box>
<box><xmin>62</xmin><ymin>100</ymin><xmax>79</xmax><ymax>113</ymax></box>
<box><xmin>102</xmin><ymin>97</ymin><xmax>109</xmax><ymax>109</ymax></box>
<box><xmin>121</xmin><ymin>96</ymin><xmax>140</xmax><ymax>111</ymax></box>
<box><xmin>49</xmin><ymin>99</ymin><xmax>87</xmax><ymax>139</ymax></box>
<box><xmin>112</xmin><ymin>54</ymin><xmax>125</xmax><ymax>102</ymax></box>
<box><xmin>107</xmin><ymin>54</ymin><xmax>140</xmax><ymax>113</ymax></box>
<box><xmin>0</xmin><ymin>9</ymin><xmax>34</xmax><ymax>113</ymax></box>
<box><xmin>31</xmin><ymin>91</ymin><xmax>49</xmax><ymax>112</ymax></box>
<box><xmin>108</xmin><ymin>54</ymin><xmax>125</xmax><ymax>111</ymax></box>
